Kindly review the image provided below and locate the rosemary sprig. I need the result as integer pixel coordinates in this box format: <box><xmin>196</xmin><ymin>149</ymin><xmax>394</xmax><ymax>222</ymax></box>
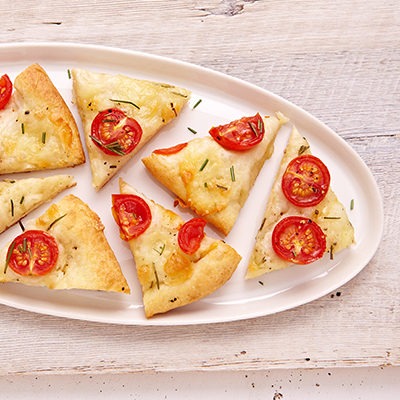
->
<box><xmin>4</xmin><ymin>241</ymin><xmax>16</xmax><ymax>273</ymax></box>
<box><xmin>47</xmin><ymin>214</ymin><xmax>67</xmax><ymax>231</ymax></box>
<box><xmin>153</xmin><ymin>263</ymin><xmax>160</xmax><ymax>290</ymax></box>
<box><xmin>193</xmin><ymin>99</ymin><xmax>202</xmax><ymax>109</ymax></box>
<box><xmin>298</xmin><ymin>145</ymin><xmax>310</xmax><ymax>156</ymax></box>
<box><xmin>230</xmin><ymin>165</ymin><xmax>235</xmax><ymax>182</ymax></box>
<box><xmin>90</xmin><ymin>135</ymin><xmax>126</xmax><ymax>156</ymax></box>
<box><xmin>248</xmin><ymin>121</ymin><xmax>258</xmax><ymax>137</ymax></box>
<box><xmin>199</xmin><ymin>158</ymin><xmax>209</xmax><ymax>171</ymax></box>
<box><xmin>153</xmin><ymin>244</ymin><xmax>165</xmax><ymax>256</ymax></box>
<box><xmin>109</xmin><ymin>99</ymin><xmax>140</xmax><ymax>110</ymax></box>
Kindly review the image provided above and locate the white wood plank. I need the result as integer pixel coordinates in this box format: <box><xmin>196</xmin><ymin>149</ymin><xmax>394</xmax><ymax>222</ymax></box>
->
<box><xmin>0</xmin><ymin>0</ymin><xmax>398</xmax><ymax>374</ymax></box>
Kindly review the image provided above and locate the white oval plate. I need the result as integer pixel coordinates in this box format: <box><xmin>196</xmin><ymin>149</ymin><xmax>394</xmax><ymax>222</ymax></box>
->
<box><xmin>0</xmin><ymin>43</ymin><xmax>383</xmax><ymax>325</ymax></box>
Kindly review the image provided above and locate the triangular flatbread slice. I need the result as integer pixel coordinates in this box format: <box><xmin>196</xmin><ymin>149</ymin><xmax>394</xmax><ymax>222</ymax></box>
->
<box><xmin>246</xmin><ymin>126</ymin><xmax>355</xmax><ymax>279</ymax></box>
<box><xmin>142</xmin><ymin>112</ymin><xmax>288</xmax><ymax>235</ymax></box>
<box><xmin>0</xmin><ymin>194</ymin><xmax>130</xmax><ymax>293</ymax></box>
<box><xmin>0</xmin><ymin>64</ymin><xmax>85</xmax><ymax>174</ymax></box>
<box><xmin>0</xmin><ymin>175</ymin><xmax>76</xmax><ymax>234</ymax></box>
<box><xmin>117</xmin><ymin>179</ymin><xmax>241</xmax><ymax>318</ymax></box>
<box><xmin>71</xmin><ymin>68</ymin><xmax>191</xmax><ymax>190</ymax></box>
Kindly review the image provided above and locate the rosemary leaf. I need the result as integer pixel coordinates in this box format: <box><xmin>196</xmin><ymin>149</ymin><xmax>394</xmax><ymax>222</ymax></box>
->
<box><xmin>187</xmin><ymin>127</ymin><xmax>197</xmax><ymax>134</ymax></box>
<box><xmin>110</xmin><ymin>99</ymin><xmax>140</xmax><ymax>110</ymax></box>
<box><xmin>67</xmin><ymin>69</ymin><xmax>71</xmax><ymax>79</ymax></box>
<box><xmin>350</xmin><ymin>199</ymin><xmax>354</xmax><ymax>210</ymax></box>
<box><xmin>199</xmin><ymin>158</ymin><xmax>209</xmax><ymax>171</ymax></box>
<box><xmin>47</xmin><ymin>214</ymin><xmax>67</xmax><ymax>231</ymax></box>
<box><xmin>4</xmin><ymin>241</ymin><xmax>16</xmax><ymax>273</ymax></box>
<box><xmin>248</xmin><ymin>121</ymin><xmax>258</xmax><ymax>137</ymax></box>
<box><xmin>193</xmin><ymin>99</ymin><xmax>202</xmax><ymax>109</ymax></box>
<box><xmin>10</xmin><ymin>199</ymin><xmax>14</xmax><ymax>217</ymax></box>
<box><xmin>230</xmin><ymin>165</ymin><xmax>235</xmax><ymax>182</ymax></box>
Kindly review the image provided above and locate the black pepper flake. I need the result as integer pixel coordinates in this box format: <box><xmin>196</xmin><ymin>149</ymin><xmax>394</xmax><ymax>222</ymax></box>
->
<box><xmin>25</xmin><ymin>110</ymin><xmax>30</xmax><ymax>115</ymax></box>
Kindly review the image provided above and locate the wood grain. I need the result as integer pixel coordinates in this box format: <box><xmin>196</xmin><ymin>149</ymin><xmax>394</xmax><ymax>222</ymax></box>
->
<box><xmin>0</xmin><ymin>0</ymin><xmax>399</xmax><ymax>374</ymax></box>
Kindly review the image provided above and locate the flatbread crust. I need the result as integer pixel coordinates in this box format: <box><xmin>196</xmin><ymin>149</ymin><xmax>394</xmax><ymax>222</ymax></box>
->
<box><xmin>118</xmin><ymin>179</ymin><xmax>241</xmax><ymax>318</ymax></box>
<box><xmin>0</xmin><ymin>175</ymin><xmax>76</xmax><ymax>234</ymax></box>
<box><xmin>142</xmin><ymin>112</ymin><xmax>288</xmax><ymax>235</ymax></box>
<box><xmin>0</xmin><ymin>194</ymin><xmax>130</xmax><ymax>293</ymax></box>
<box><xmin>71</xmin><ymin>68</ymin><xmax>191</xmax><ymax>190</ymax></box>
<box><xmin>246</xmin><ymin>126</ymin><xmax>356</xmax><ymax>279</ymax></box>
<box><xmin>0</xmin><ymin>64</ymin><xmax>85</xmax><ymax>174</ymax></box>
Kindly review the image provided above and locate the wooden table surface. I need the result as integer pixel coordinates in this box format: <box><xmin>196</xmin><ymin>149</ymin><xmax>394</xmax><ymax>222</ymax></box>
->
<box><xmin>0</xmin><ymin>0</ymin><xmax>398</xmax><ymax>375</ymax></box>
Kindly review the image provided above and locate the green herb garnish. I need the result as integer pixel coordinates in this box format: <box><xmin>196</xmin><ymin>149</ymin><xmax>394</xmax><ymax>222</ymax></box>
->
<box><xmin>199</xmin><ymin>158</ymin><xmax>209</xmax><ymax>171</ymax></box>
<box><xmin>323</xmin><ymin>216</ymin><xmax>341</xmax><ymax>220</ymax></box>
<box><xmin>216</xmin><ymin>184</ymin><xmax>228</xmax><ymax>190</ymax></box>
<box><xmin>10</xmin><ymin>199</ymin><xmax>14</xmax><ymax>217</ymax></box>
<box><xmin>330</xmin><ymin>245</ymin><xmax>334</xmax><ymax>260</ymax></box>
<box><xmin>42</xmin><ymin>132</ymin><xmax>46</xmax><ymax>144</ymax></box>
<box><xmin>298</xmin><ymin>145</ymin><xmax>310</xmax><ymax>156</ymax></box>
<box><xmin>110</xmin><ymin>99</ymin><xmax>140</xmax><ymax>110</ymax></box>
<box><xmin>20</xmin><ymin>196</ymin><xmax>24</xmax><ymax>204</ymax></box>
<box><xmin>350</xmin><ymin>199</ymin><xmax>354</xmax><ymax>210</ymax></box>
<box><xmin>23</xmin><ymin>238</ymin><xmax>27</xmax><ymax>252</ymax></box>
<box><xmin>230</xmin><ymin>165</ymin><xmax>235</xmax><ymax>182</ymax></box>
<box><xmin>90</xmin><ymin>135</ymin><xmax>126</xmax><ymax>156</ymax></box>
<box><xmin>153</xmin><ymin>244</ymin><xmax>165</xmax><ymax>256</ymax></box>
<box><xmin>21</xmin><ymin>123</ymin><xmax>25</xmax><ymax>134</ymax></box>
<box><xmin>47</xmin><ymin>214</ymin><xmax>67</xmax><ymax>231</ymax></box>
<box><xmin>4</xmin><ymin>241</ymin><xmax>16</xmax><ymax>273</ymax></box>
<box><xmin>248</xmin><ymin>121</ymin><xmax>258</xmax><ymax>137</ymax></box>
<box><xmin>187</xmin><ymin>127</ymin><xmax>197</xmax><ymax>134</ymax></box>
<box><xmin>67</xmin><ymin>69</ymin><xmax>71</xmax><ymax>79</ymax></box>
<box><xmin>193</xmin><ymin>99</ymin><xmax>202</xmax><ymax>109</ymax></box>
<box><xmin>153</xmin><ymin>263</ymin><xmax>160</xmax><ymax>290</ymax></box>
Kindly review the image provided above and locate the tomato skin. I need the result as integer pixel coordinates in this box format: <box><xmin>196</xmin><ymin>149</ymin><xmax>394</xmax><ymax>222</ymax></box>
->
<box><xmin>282</xmin><ymin>154</ymin><xmax>331</xmax><ymax>207</ymax></box>
<box><xmin>153</xmin><ymin>142</ymin><xmax>188</xmax><ymax>155</ymax></box>
<box><xmin>272</xmin><ymin>216</ymin><xmax>326</xmax><ymax>265</ymax></box>
<box><xmin>209</xmin><ymin>113</ymin><xmax>264</xmax><ymax>151</ymax></box>
<box><xmin>6</xmin><ymin>230</ymin><xmax>59</xmax><ymax>276</ymax></box>
<box><xmin>178</xmin><ymin>218</ymin><xmax>207</xmax><ymax>255</ymax></box>
<box><xmin>91</xmin><ymin>108</ymin><xmax>142</xmax><ymax>156</ymax></box>
<box><xmin>112</xmin><ymin>194</ymin><xmax>152</xmax><ymax>241</ymax></box>
<box><xmin>0</xmin><ymin>74</ymin><xmax>12</xmax><ymax>110</ymax></box>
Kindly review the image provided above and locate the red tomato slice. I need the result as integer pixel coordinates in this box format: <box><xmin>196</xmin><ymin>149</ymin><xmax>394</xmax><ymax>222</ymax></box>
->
<box><xmin>0</xmin><ymin>74</ymin><xmax>12</xmax><ymax>110</ymax></box>
<box><xmin>282</xmin><ymin>154</ymin><xmax>331</xmax><ymax>207</ymax></box>
<box><xmin>6</xmin><ymin>230</ymin><xmax>59</xmax><ymax>276</ymax></box>
<box><xmin>153</xmin><ymin>142</ymin><xmax>188</xmax><ymax>155</ymax></box>
<box><xmin>90</xmin><ymin>108</ymin><xmax>142</xmax><ymax>156</ymax></box>
<box><xmin>272</xmin><ymin>216</ymin><xmax>326</xmax><ymax>265</ymax></box>
<box><xmin>112</xmin><ymin>194</ymin><xmax>152</xmax><ymax>241</ymax></box>
<box><xmin>178</xmin><ymin>218</ymin><xmax>207</xmax><ymax>255</ymax></box>
<box><xmin>208</xmin><ymin>113</ymin><xmax>264</xmax><ymax>151</ymax></box>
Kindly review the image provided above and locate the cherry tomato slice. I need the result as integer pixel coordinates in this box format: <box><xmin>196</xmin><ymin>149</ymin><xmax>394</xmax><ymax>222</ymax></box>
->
<box><xmin>112</xmin><ymin>194</ymin><xmax>152</xmax><ymax>241</ymax></box>
<box><xmin>178</xmin><ymin>218</ymin><xmax>207</xmax><ymax>255</ymax></box>
<box><xmin>282</xmin><ymin>154</ymin><xmax>331</xmax><ymax>207</ymax></box>
<box><xmin>0</xmin><ymin>74</ymin><xmax>12</xmax><ymax>110</ymax></box>
<box><xmin>272</xmin><ymin>216</ymin><xmax>326</xmax><ymax>265</ymax></box>
<box><xmin>153</xmin><ymin>142</ymin><xmax>188</xmax><ymax>155</ymax></box>
<box><xmin>209</xmin><ymin>113</ymin><xmax>264</xmax><ymax>151</ymax></box>
<box><xmin>6</xmin><ymin>230</ymin><xmax>59</xmax><ymax>276</ymax></box>
<box><xmin>91</xmin><ymin>108</ymin><xmax>142</xmax><ymax>156</ymax></box>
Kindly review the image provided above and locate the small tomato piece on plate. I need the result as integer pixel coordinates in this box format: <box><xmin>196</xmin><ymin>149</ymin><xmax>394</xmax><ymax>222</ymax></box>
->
<box><xmin>0</xmin><ymin>74</ymin><xmax>12</xmax><ymax>110</ymax></box>
<box><xmin>282</xmin><ymin>154</ymin><xmax>331</xmax><ymax>207</ymax></box>
<box><xmin>272</xmin><ymin>216</ymin><xmax>326</xmax><ymax>265</ymax></box>
<box><xmin>90</xmin><ymin>108</ymin><xmax>142</xmax><ymax>156</ymax></box>
<box><xmin>112</xmin><ymin>194</ymin><xmax>152</xmax><ymax>241</ymax></box>
<box><xmin>6</xmin><ymin>230</ymin><xmax>59</xmax><ymax>276</ymax></box>
<box><xmin>209</xmin><ymin>113</ymin><xmax>264</xmax><ymax>151</ymax></box>
<box><xmin>178</xmin><ymin>218</ymin><xmax>207</xmax><ymax>255</ymax></box>
<box><xmin>153</xmin><ymin>142</ymin><xmax>188</xmax><ymax>155</ymax></box>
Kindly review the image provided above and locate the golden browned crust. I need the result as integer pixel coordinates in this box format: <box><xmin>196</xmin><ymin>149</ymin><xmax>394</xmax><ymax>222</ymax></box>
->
<box><xmin>0</xmin><ymin>64</ymin><xmax>85</xmax><ymax>175</ymax></box>
<box><xmin>119</xmin><ymin>179</ymin><xmax>241</xmax><ymax>317</ymax></box>
<box><xmin>0</xmin><ymin>194</ymin><xmax>130</xmax><ymax>294</ymax></box>
<box><xmin>14</xmin><ymin>64</ymin><xmax>85</xmax><ymax>166</ymax></box>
